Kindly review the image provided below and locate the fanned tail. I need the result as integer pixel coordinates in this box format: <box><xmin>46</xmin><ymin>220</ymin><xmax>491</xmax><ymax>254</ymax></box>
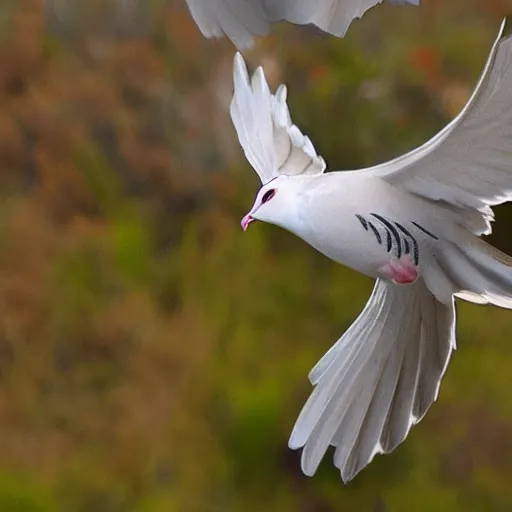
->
<box><xmin>288</xmin><ymin>278</ymin><xmax>456</xmax><ymax>483</ymax></box>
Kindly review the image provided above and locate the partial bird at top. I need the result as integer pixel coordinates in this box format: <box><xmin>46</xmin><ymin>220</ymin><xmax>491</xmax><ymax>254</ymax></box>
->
<box><xmin>231</xmin><ymin>17</ymin><xmax>512</xmax><ymax>482</ymax></box>
<box><xmin>185</xmin><ymin>0</ymin><xmax>419</xmax><ymax>49</ymax></box>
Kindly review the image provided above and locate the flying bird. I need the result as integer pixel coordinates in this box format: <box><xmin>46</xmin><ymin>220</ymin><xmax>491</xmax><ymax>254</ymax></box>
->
<box><xmin>186</xmin><ymin>0</ymin><xmax>419</xmax><ymax>49</ymax></box>
<box><xmin>231</xmin><ymin>18</ymin><xmax>512</xmax><ymax>482</ymax></box>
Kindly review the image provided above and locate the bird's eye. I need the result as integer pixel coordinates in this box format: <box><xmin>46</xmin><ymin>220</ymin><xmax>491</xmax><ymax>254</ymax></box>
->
<box><xmin>261</xmin><ymin>189</ymin><xmax>276</xmax><ymax>204</ymax></box>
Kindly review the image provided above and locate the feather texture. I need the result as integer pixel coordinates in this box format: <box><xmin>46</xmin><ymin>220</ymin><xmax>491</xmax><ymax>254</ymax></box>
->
<box><xmin>229</xmin><ymin>16</ymin><xmax>512</xmax><ymax>484</ymax></box>
<box><xmin>186</xmin><ymin>0</ymin><xmax>419</xmax><ymax>49</ymax></box>
<box><xmin>363</xmin><ymin>18</ymin><xmax>512</xmax><ymax>235</ymax></box>
<box><xmin>230</xmin><ymin>53</ymin><xmax>326</xmax><ymax>184</ymax></box>
<box><xmin>289</xmin><ymin>278</ymin><xmax>455</xmax><ymax>483</ymax></box>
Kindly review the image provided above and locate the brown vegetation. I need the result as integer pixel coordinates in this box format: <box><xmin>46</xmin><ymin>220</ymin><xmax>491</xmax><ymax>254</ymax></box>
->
<box><xmin>0</xmin><ymin>1</ymin><xmax>510</xmax><ymax>510</ymax></box>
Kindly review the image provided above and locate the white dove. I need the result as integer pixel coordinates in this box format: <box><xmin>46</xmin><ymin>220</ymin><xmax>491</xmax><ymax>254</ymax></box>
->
<box><xmin>186</xmin><ymin>0</ymin><xmax>419</xmax><ymax>49</ymax></box>
<box><xmin>231</xmin><ymin>18</ymin><xmax>512</xmax><ymax>483</ymax></box>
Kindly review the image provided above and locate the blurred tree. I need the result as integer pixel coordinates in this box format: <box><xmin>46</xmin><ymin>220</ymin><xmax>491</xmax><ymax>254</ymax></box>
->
<box><xmin>0</xmin><ymin>1</ymin><xmax>511</xmax><ymax>511</ymax></box>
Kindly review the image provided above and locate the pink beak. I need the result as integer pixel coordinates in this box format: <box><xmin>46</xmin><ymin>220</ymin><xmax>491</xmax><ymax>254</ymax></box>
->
<box><xmin>241</xmin><ymin>214</ymin><xmax>255</xmax><ymax>231</ymax></box>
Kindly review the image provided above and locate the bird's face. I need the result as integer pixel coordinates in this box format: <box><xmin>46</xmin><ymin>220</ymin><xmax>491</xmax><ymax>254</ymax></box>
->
<box><xmin>241</xmin><ymin>176</ymin><xmax>298</xmax><ymax>231</ymax></box>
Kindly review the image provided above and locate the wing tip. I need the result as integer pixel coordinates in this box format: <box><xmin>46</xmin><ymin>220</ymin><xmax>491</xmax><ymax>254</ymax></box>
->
<box><xmin>502</xmin><ymin>16</ymin><xmax>512</xmax><ymax>40</ymax></box>
<box><xmin>276</xmin><ymin>84</ymin><xmax>287</xmax><ymax>102</ymax></box>
<box><xmin>233</xmin><ymin>51</ymin><xmax>247</xmax><ymax>76</ymax></box>
<box><xmin>233</xmin><ymin>52</ymin><xmax>251</xmax><ymax>92</ymax></box>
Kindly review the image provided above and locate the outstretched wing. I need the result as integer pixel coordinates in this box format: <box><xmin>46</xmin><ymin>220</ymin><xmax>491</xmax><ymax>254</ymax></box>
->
<box><xmin>230</xmin><ymin>52</ymin><xmax>326</xmax><ymax>184</ymax></box>
<box><xmin>361</xmin><ymin>18</ymin><xmax>512</xmax><ymax>235</ymax></box>
<box><xmin>185</xmin><ymin>0</ymin><xmax>269</xmax><ymax>49</ymax></box>
<box><xmin>289</xmin><ymin>277</ymin><xmax>456</xmax><ymax>483</ymax></box>
<box><xmin>186</xmin><ymin>0</ymin><xmax>419</xmax><ymax>49</ymax></box>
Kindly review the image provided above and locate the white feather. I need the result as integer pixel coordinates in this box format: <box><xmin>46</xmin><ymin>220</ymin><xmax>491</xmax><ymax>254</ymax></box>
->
<box><xmin>289</xmin><ymin>278</ymin><xmax>456</xmax><ymax>483</ymax></box>
<box><xmin>186</xmin><ymin>0</ymin><xmax>419</xmax><ymax>49</ymax></box>
<box><xmin>360</xmin><ymin>18</ymin><xmax>512</xmax><ymax>235</ymax></box>
<box><xmin>230</xmin><ymin>53</ymin><xmax>326</xmax><ymax>184</ymax></box>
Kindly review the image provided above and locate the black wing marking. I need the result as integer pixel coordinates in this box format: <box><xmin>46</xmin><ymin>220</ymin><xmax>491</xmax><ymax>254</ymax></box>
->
<box><xmin>368</xmin><ymin>222</ymin><xmax>382</xmax><ymax>245</ymax></box>
<box><xmin>394</xmin><ymin>222</ymin><xmax>419</xmax><ymax>266</ymax></box>
<box><xmin>355</xmin><ymin>214</ymin><xmax>435</xmax><ymax>266</ymax></box>
<box><xmin>370</xmin><ymin>213</ymin><xmax>402</xmax><ymax>258</ymax></box>
<box><xmin>384</xmin><ymin>227</ymin><xmax>392</xmax><ymax>252</ymax></box>
<box><xmin>356</xmin><ymin>214</ymin><xmax>368</xmax><ymax>231</ymax></box>
<box><xmin>402</xmin><ymin>237</ymin><xmax>410</xmax><ymax>255</ymax></box>
<box><xmin>355</xmin><ymin>214</ymin><xmax>390</xmax><ymax>252</ymax></box>
<box><xmin>411</xmin><ymin>221</ymin><xmax>439</xmax><ymax>240</ymax></box>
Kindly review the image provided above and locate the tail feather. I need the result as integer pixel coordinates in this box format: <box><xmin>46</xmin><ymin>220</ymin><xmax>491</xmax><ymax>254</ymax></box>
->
<box><xmin>340</xmin><ymin>309</ymin><xmax>413</xmax><ymax>478</ymax></box>
<box><xmin>308</xmin><ymin>284</ymin><xmax>386</xmax><ymax>386</ymax></box>
<box><xmin>290</xmin><ymin>235</ymin><xmax>512</xmax><ymax>483</ymax></box>
<box><xmin>379</xmin><ymin>314</ymin><xmax>423</xmax><ymax>453</ymax></box>
<box><xmin>413</xmin><ymin>292</ymin><xmax>456</xmax><ymax>418</ymax></box>
<box><xmin>288</xmin><ymin>278</ymin><xmax>456</xmax><ymax>483</ymax></box>
<box><xmin>289</xmin><ymin>285</ymin><xmax>393</xmax><ymax>472</ymax></box>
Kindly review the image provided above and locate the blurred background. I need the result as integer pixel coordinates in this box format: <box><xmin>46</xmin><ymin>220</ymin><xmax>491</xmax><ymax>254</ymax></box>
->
<box><xmin>1</xmin><ymin>0</ymin><xmax>512</xmax><ymax>510</ymax></box>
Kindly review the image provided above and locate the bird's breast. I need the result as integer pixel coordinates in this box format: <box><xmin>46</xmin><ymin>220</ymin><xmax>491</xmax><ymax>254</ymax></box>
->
<box><xmin>293</xmin><ymin>175</ymin><xmax>440</xmax><ymax>279</ymax></box>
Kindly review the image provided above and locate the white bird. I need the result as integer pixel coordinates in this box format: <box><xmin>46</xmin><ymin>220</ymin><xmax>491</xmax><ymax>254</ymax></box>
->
<box><xmin>231</xmin><ymin>17</ymin><xmax>512</xmax><ymax>483</ymax></box>
<box><xmin>186</xmin><ymin>0</ymin><xmax>419</xmax><ymax>49</ymax></box>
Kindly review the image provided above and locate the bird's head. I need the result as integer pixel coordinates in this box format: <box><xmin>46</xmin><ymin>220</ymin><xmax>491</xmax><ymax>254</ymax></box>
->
<box><xmin>231</xmin><ymin>51</ymin><xmax>324</xmax><ymax>234</ymax></box>
<box><xmin>241</xmin><ymin>176</ymin><xmax>303</xmax><ymax>231</ymax></box>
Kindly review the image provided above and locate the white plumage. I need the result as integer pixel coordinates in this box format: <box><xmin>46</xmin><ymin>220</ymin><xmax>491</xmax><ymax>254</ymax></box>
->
<box><xmin>367</xmin><ymin>19</ymin><xmax>512</xmax><ymax>236</ymax></box>
<box><xmin>186</xmin><ymin>0</ymin><xmax>419</xmax><ymax>49</ymax></box>
<box><xmin>232</xmin><ymin>18</ymin><xmax>512</xmax><ymax>482</ymax></box>
<box><xmin>231</xmin><ymin>54</ymin><xmax>326</xmax><ymax>184</ymax></box>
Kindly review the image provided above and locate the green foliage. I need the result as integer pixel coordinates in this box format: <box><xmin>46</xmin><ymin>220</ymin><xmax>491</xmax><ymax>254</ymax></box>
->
<box><xmin>0</xmin><ymin>473</ymin><xmax>56</xmax><ymax>512</ymax></box>
<box><xmin>0</xmin><ymin>1</ymin><xmax>511</xmax><ymax>511</ymax></box>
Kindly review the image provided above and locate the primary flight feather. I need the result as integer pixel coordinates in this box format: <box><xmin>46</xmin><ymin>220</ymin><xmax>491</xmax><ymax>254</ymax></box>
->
<box><xmin>232</xmin><ymin>17</ymin><xmax>512</xmax><ymax>482</ymax></box>
<box><xmin>186</xmin><ymin>0</ymin><xmax>419</xmax><ymax>49</ymax></box>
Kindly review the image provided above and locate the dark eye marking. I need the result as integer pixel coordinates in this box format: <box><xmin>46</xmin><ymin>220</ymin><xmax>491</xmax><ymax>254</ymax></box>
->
<box><xmin>262</xmin><ymin>189</ymin><xmax>276</xmax><ymax>204</ymax></box>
